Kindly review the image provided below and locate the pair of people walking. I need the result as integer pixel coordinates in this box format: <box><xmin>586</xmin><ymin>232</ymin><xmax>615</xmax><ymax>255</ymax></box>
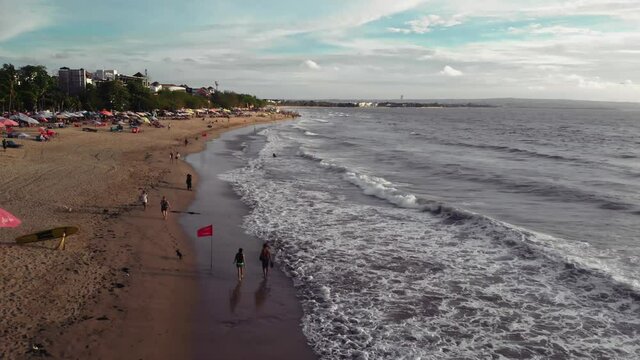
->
<box><xmin>139</xmin><ymin>190</ymin><xmax>170</xmax><ymax>220</ymax></box>
<box><xmin>233</xmin><ymin>243</ymin><xmax>273</xmax><ymax>281</ymax></box>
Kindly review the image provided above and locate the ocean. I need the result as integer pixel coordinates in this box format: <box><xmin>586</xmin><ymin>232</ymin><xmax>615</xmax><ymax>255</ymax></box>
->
<box><xmin>219</xmin><ymin>103</ymin><xmax>640</xmax><ymax>359</ymax></box>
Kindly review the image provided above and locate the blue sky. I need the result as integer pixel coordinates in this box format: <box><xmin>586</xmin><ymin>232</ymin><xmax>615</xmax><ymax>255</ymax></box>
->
<box><xmin>1</xmin><ymin>0</ymin><xmax>639</xmax><ymax>101</ymax></box>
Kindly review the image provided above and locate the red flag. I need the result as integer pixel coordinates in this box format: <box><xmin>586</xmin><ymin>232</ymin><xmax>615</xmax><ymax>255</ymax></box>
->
<box><xmin>197</xmin><ymin>224</ymin><xmax>213</xmax><ymax>237</ymax></box>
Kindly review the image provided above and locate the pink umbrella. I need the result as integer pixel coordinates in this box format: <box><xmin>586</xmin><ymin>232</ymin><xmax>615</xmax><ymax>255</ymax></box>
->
<box><xmin>0</xmin><ymin>118</ymin><xmax>19</xmax><ymax>126</ymax></box>
<box><xmin>0</xmin><ymin>208</ymin><xmax>21</xmax><ymax>228</ymax></box>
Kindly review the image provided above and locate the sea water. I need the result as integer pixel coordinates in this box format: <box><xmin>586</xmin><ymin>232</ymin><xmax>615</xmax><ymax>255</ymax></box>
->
<box><xmin>220</xmin><ymin>103</ymin><xmax>640</xmax><ymax>359</ymax></box>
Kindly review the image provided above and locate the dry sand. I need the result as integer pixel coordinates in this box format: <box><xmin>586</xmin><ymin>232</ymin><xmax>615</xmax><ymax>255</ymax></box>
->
<box><xmin>0</xmin><ymin>114</ymin><xmax>314</xmax><ymax>359</ymax></box>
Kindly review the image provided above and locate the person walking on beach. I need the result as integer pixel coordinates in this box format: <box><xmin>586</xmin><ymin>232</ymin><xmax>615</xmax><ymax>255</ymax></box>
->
<box><xmin>169</xmin><ymin>151</ymin><xmax>174</xmax><ymax>163</ymax></box>
<box><xmin>140</xmin><ymin>189</ymin><xmax>148</xmax><ymax>210</ymax></box>
<box><xmin>234</xmin><ymin>248</ymin><xmax>245</xmax><ymax>281</ymax></box>
<box><xmin>186</xmin><ymin>173</ymin><xmax>192</xmax><ymax>191</ymax></box>
<box><xmin>160</xmin><ymin>196</ymin><xmax>170</xmax><ymax>220</ymax></box>
<box><xmin>176</xmin><ymin>151</ymin><xmax>181</xmax><ymax>161</ymax></box>
<box><xmin>259</xmin><ymin>243</ymin><xmax>273</xmax><ymax>278</ymax></box>
<box><xmin>2</xmin><ymin>138</ymin><xmax>6</xmax><ymax>152</ymax></box>
<box><xmin>184</xmin><ymin>138</ymin><xmax>189</xmax><ymax>147</ymax></box>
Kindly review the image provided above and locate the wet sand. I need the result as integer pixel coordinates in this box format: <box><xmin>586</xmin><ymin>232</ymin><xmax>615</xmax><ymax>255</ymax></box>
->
<box><xmin>0</xmin><ymin>114</ymin><xmax>315</xmax><ymax>359</ymax></box>
<box><xmin>182</xmin><ymin>127</ymin><xmax>316</xmax><ymax>359</ymax></box>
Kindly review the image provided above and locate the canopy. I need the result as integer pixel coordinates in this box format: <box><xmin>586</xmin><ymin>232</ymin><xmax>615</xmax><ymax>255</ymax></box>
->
<box><xmin>10</xmin><ymin>113</ymin><xmax>39</xmax><ymax>124</ymax></box>
<box><xmin>37</xmin><ymin>110</ymin><xmax>54</xmax><ymax>118</ymax></box>
<box><xmin>100</xmin><ymin>110</ymin><xmax>113</xmax><ymax>116</ymax></box>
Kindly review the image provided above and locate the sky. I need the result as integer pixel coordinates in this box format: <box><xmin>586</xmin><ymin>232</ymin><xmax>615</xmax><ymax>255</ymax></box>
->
<box><xmin>0</xmin><ymin>0</ymin><xmax>639</xmax><ymax>101</ymax></box>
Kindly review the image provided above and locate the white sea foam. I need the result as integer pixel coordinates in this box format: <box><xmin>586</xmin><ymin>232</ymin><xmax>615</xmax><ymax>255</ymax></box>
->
<box><xmin>218</xmin><ymin>119</ymin><xmax>640</xmax><ymax>360</ymax></box>
<box><xmin>344</xmin><ymin>172</ymin><xmax>422</xmax><ymax>209</ymax></box>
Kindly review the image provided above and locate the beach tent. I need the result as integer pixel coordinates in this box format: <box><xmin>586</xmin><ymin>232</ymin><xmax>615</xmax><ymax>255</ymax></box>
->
<box><xmin>10</xmin><ymin>113</ymin><xmax>39</xmax><ymax>125</ymax></box>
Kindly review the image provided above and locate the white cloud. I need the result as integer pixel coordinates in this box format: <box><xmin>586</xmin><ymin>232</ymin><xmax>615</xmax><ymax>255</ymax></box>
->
<box><xmin>508</xmin><ymin>24</ymin><xmax>601</xmax><ymax>36</ymax></box>
<box><xmin>565</xmin><ymin>74</ymin><xmax>607</xmax><ymax>89</ymax></box>
<box><xmin>440</xmin><ymin>65</ymin><xmax>463</xmax><ymax>76</ymax></box>
<box><xmin>303</xmin><ymin>59</ymin><xmax>321</xmax><ymax>70</ymax></box>
<box><xmin>327</xmin><ymin>0</ymin><xmax>428</xmax><ymax>29</ymax></box>
<box><xmin>408</xmin><ymin>14</ymin><xmax>463</xmax><ymax>33</ymax></box>
<box><xmin>0</xmin><ymin>0</ymin><xmax>53</xmax><ymax>42</ymax></box>
<box><xmin>390</xmin><ymin>14</ymin><xmax>463</xmax><ymax>34</ymax></box>
<box><xmin>387</xmin><ymin>27</ymin><xmax>411</xmax><ymax>34</ymax></box>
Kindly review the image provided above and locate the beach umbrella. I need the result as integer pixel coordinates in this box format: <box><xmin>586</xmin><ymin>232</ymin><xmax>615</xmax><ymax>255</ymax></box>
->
<box><xmin>10</xmin><ymin>113</ymin><xmax>39</xmax><ymax>124</ymax></box>
<box><xmin>100</xmin><ymin>110</ymin><xmax>113</xmax><ymax>116</ymax></box>
<box><xmin>140</xmin><ymin>117</ymin><xmax>151</xmax><ymax>124</ymax></box>
<box><xmin>0</xmin><ymin>118</ymin><xmax>20</xmax><ymax>126</ymax></box>
<box><xmin>0</xmin><ymin>208</ymin><xmax>21</xmax><ymax>228</ymax></box>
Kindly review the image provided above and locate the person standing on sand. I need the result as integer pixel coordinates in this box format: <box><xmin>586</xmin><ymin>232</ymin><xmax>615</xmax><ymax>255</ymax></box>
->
<box><xmin>160</xmin><ymin>196</ymin><xmax>170</xmax><ymax>220</ymax></box>
<box><xmin>170</xmin><ymin>151</ymin><xmax>174</xmax><ymax>163</ymax></box>
<box><xmin>186</xmin><ymin>173</ymin><xmax>192</xmax><ymax>191</ymax></box>
<box><xmin>2</xmin><ymin>138</ymin><xmax>6</xmax><ymax>151</ymax></box>
<box><xmin>184</xmin><ymin>138</ymin><xmax>188</xmax><ymax>147</ymax></box>
<box><xmin>140</xmin><ymin>189</ymin><xmax>148</xmax><ymax>210</ymax></box>
<box><xmin>259</xmin><ymin>243</ymin><xmax>273</xmax><ymax>278</ymax></box>
<box><xmin>176</xmin><ymin>151</ymin><xmax>181</xmax><ymax>161</ymax></box>
<box><xmin>234</xmin><ymin>248</ymin><xmax>245</xmax><ymax>281</ymax></box>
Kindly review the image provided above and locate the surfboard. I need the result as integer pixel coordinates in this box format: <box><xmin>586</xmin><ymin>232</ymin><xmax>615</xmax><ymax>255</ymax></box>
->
<box><xmin>16</xmin><ymin>226</ymin><xmax>79</xmax><ymax>244</ymax></box>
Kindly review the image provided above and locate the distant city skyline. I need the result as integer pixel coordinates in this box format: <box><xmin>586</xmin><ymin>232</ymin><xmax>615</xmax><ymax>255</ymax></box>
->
<box><xmin>1</xmin><ymin>0</ymin><xmax>638</xmax><ymax>101</ymax></box>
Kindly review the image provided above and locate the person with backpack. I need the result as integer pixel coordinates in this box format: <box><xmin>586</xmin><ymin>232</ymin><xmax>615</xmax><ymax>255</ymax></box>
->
<box><xmin>234</xmin><ymin>248</ymin><xmax>245</xmax><ymax>281</ymax></box>
<box><xmin>259</xmin><ymin>243</ymin><xmax>273</xmax><ymax>279</ymax></box>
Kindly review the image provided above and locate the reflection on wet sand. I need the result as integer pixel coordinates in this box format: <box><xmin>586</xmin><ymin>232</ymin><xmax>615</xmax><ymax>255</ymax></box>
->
<box><xmin>254</xmin><ymin>279</ymin><xmax>270</xmax><ymax>310</ymax></box>
<box><xmin>229</xmin><ymin>282</ymin><xmax>242</xmax><ymax>313</ymax></box>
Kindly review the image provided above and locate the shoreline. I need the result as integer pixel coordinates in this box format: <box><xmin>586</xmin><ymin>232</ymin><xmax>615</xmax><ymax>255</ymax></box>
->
<box><xmin>0</xmin><ymin>114</ymin><xmax>312</xmax><ymax>359</ymax></box>
<box><xmin>182</xmin><ymin>126</ymin><xmax>317</xmax><ymax>359</ymax></box>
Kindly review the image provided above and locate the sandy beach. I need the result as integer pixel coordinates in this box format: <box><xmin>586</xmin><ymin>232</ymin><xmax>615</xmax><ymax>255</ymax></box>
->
<box><xmin>0</xmin><ymin>114</ymin><xmax>315</xmax><ymax>359</ymax></box>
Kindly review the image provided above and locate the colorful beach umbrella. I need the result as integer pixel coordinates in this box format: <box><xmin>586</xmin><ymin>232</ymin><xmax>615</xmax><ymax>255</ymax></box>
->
<box><xmin>0</xmin><ymin>208</ymin><xmax>21</xmax><ymax>228</ymax></box>
<box><xmin>0</xmin><ymin>118</ymin><xmax>19</xmax><ymax>126</ymax></box>
<box><xmin>10</xmin><ymin>113</ymin><xmax>39</xmax><ymax>124</ymax></box>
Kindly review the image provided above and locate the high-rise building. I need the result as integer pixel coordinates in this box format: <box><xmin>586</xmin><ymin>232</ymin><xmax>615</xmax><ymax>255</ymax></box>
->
<box><xmin>58</xmin><ymin>67</ymin><xmax>87</xmax><ymax>96</ymax></box>
<box><xmin>94</xmin><ymin>69</ymin><xmax>118</xmax><ymax>81</ymax></box>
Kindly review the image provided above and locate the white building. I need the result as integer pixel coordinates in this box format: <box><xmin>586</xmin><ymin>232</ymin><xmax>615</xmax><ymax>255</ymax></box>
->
<box><xmin>94</xmin><ymin>69</ymin><xmax>118</xmax><ymax>81</ymax></box>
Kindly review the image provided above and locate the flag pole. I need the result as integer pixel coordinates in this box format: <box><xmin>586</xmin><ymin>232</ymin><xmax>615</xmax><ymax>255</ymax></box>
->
<box><xmin>210</xmin><ymin>234</ymin><xmax>213</xmax><ymax>271</ymax></box>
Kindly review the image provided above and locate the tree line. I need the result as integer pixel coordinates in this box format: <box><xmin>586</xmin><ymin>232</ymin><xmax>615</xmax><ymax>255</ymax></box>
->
<box><xmin>0</xmin><ymin>63</ymin><xmax>266</xmax><ymax>112</ymax></box>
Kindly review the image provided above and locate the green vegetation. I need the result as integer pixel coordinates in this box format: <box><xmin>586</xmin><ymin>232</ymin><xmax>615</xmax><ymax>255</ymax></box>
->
<box><xmin>0</xmin><ymin>63</ymin><xmax>266</xmax><ymax>112</ymax></box>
